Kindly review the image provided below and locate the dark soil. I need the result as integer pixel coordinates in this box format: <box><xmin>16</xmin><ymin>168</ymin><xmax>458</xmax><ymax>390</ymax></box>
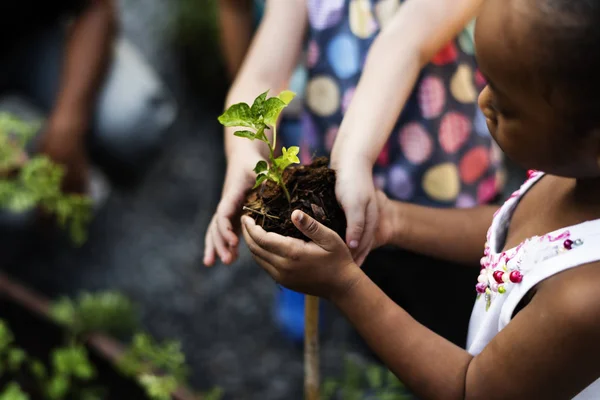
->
<box><xmin>243</xmin><ymin>157</ymin><xmax>346</xmax><ymax>241</ymax></box>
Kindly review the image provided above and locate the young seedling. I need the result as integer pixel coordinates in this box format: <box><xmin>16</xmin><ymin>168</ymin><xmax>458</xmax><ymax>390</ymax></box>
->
<box><xmin>217</xmin><ymin>90</ymin><xmax>299</xmax><ymax>204</ymax></box>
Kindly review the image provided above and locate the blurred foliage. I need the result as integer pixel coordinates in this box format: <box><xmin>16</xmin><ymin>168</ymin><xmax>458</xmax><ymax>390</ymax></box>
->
<box><xmin>0</xmin><ymin>292</ymin><xmax>223</xmax><ymax>400</ymax></box>
<box><xmin>322</xmin><ymin>357</ymin><xmax>414</xmax><ymax>400</ymax></box>
<box><xmin>0</xmin><ymin>112</ymin><xmax>92</xmax><ymax>246</ymax></box>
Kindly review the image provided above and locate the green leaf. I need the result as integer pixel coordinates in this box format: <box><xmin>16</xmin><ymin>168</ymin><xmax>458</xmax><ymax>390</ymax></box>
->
<box><xmin>321</xmin><ymin>378</ymin><xmax>338</xmax><ymax>400</ymax></box>
<box><xmin>254</xmin><ymin>126</ymin><xmax>268</xmax><ymax>142</ymax></box>
<box><xmin>273</xmin><ymin>146</ymin><xmax>300</xmax><ymax>172</ymax></box>
<box><xmin>251</xmin><ymin>90</ymin><xmax>269</xmax><ymax>118</ymax></box>
<box><xmin>0</xmin><ymin>320</ymin><xmax>15</xmax><ymax>352</ymax></box>
<box><xmin>366</xmin><ymin>364</ymin><xmax>383</xmax><ymax>389</ymax></box>
<box><xmin>217</xmin><ymin>103</ymin><xmax>256</xmax><ymax>129</ymax></box>
<box><xmin>252</xmin><ymin>174</ymin><xmax>268</xmax><ymax>189</ymax></box>
<box><xmin>138</xmin><ymin>374</ymin><xmax>178</xmax><ymax>400</ymax></box>
<box><xmin>7</xmin><ymin>348</ymin><xmax>26</xmax><ymax>371</ymax></box>
<box><xmin>46</xmin><ymin>375</ymin><xmax>70</xmax><ymax>400</ymax></box>
<box><xmin>253</xmin><ymin>161</ymin><xmax>268</xmax><ymax>174</ymax></box>
<box><xmin>233</xmin><ymin>130</ymin><xmax>258</xmax><ymax>141</ymax></box>
<box><xmin>262</xmin><ymin>97</ymin><xmax>287</xmax><ymax>127</ymax></box>
<box><xmin>29</xmin><ymin>359</ymin><xmax>47</xmax><ymax>380</ymax></box>
<box><xmin>202</xmin><ymin>387</ymin><xmax>224</xmax><ymax>400</ymax></box>
<box><xmin>277</xmin><ymin>90</ymin><xmax>296</xmax><ymax>105</ymax></box>
<box><xmin>51</xmin><ymin>346</ymin><xmax>96</xmax><ymax>380</ymax></box>
<box><xmin>0</xmin><ymin>382</ymin><xmax>30</xmax><ymax>400</ymax></box>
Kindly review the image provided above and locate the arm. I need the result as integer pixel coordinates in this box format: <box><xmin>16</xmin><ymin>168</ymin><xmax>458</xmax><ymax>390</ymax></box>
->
<box><xmin>242</xmin><ymin>211</ymin><xmax>600</xmax><ymax>400</ymax></box>
<box><xmin>218</xmin><ymin>0</ymin><xmax>254</xmax><ymax>79</ymax></box>
<box><xmin>334</xmin><ymin>262</ymin><xmax>600</xmax><ymax>400</ymax></box>
<box><xmin>331</xmin><ymin>0</ymin><xmax>484</xmax><ymax>166</ymax></box>
<box><xmin>223</xmin><ymin>0</ymin><xmax>307</xmax><ymax>166</ymax></box>
<box><xmin>387</xmin><ymin>202</ymin><xmax>498</xmax><ymax>266</ymax></box>
<box><xmin>41</xmin><ymin>0</ymin><xmax>116</xmax><ymax>193</ymax></box>
<box><xmin>203</xmin><ymin>0</ymin><xmax>306</xmax><ymax>266</ymax></box>
<box><xmin>330</xmin><ymin>0</ymin><xmax>485</xmax><ymax>262</ymax></box>
<box><xmin>49</xmin><ymin>0</ymin><xmax>116</xmax><ymax>138</ymax></box>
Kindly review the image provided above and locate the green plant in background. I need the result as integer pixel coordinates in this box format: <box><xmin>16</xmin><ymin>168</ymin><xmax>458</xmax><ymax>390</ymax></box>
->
<box><xmin>321</xmin><ymin>357</ymin><xmax>413</xmax><ymax>400</ymax></box>
<box><xmin>0</xmin><ymin>112</ymin><xmax>92</xmax><ymax>246</ymax></box>
<box><xmin>218</xmin><ymin>90</ymin><xmax>299</xmax><ymax>203</ymax></box>
<box><xmin>0</xmin><ymin>292</ymin><xmax>223</xmax><ymax>400</ymax></box>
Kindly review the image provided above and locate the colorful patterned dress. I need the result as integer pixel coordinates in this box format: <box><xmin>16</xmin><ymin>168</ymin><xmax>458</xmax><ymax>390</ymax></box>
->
<box><xmin>280</xmin><ymin>0</ymin><xmax>503</xmax><ymax>207</ymax></box>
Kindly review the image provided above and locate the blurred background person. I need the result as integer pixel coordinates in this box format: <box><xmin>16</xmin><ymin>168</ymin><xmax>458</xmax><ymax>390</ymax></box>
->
<box><xmin>0</xmin><ymin>0</ymin><xmax>176</xmax><ymax>257</ymax></box>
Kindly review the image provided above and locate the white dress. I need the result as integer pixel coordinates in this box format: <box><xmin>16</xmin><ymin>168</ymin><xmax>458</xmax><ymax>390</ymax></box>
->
<box><xmin>466</xmin><ymin>171</ymin><xmax>600</xmax><ymax>399</ymax></box>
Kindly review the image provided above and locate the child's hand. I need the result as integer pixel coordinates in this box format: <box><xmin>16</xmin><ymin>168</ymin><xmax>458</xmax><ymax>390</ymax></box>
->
<box><xmin>241</xmin><ymin>210</ymin><xmax>364</xmax><ymax>300</ymax></box>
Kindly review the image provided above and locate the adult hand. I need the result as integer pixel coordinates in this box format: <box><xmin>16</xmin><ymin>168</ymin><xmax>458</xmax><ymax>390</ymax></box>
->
<box><xmin>332</xmin><ymin>157</ymin><xmax>379</xmax><ymax>266</ymax></box>
<box><xmin>204</xmin><ymin>153</ymin><xmax>258</xmax><ymax>266</ymax></box>
<box><xmin>242</xmin><ymin>210</ymin><xmax>363</xmax><ymax>301</ymax></box>
<box><xmin>39</xmin><ymin>113</ymin><xmax>89</xmax><ymax>195</ymax></box>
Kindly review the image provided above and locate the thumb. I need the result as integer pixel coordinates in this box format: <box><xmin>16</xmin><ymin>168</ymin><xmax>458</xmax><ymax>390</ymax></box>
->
<box><xmin>292</xmin><ymin>210</ymin><xmax>335</xmax><ymax>249</ymax></box>
<box><xmin>342</xmin><ymin>198</ymin><xmax>366</xmax><ymax>250</ymax></box>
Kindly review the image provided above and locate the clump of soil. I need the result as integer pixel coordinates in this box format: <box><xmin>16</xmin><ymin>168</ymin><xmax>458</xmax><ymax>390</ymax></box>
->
<box><xmin>243</xmin><ymin>157</ymin><xmax>346</xmax><ymax>241</ymax></box>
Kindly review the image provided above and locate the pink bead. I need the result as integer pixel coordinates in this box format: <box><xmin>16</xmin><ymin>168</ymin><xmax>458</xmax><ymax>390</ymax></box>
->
<box><xmin>490</xmin><ymin>283</ymin><xmax>499</xmax><ymax>292</ymax></box>
<box><xmin>509</xmin><ymin>270</ymin><xmax>523</xmax><ymax>283</ymax></box>
<box><xmin>493</xmin><ymin>270</ymin><xmax>504</xmax><ymax>284</ymax></box>
<box><xmin>476</xmin><ymin>283</ymin><xmax>487</xmax><ymax>294</ymax></box>
<box><xmin>527</xmin><ymin>170</ymin><xmax>537</xmax><ymax>179</ymax></box>
<box><xmin>563</xmin><ymin>239</ymin><xmax>573</xmax><ymax>250</ymax></box>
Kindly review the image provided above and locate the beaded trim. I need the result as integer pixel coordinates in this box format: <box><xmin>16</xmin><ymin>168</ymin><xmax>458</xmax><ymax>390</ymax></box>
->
<box><xmin>476</xmin><ymin>234</ymin><xmax>584</xmax><ymax>311</ymax></box>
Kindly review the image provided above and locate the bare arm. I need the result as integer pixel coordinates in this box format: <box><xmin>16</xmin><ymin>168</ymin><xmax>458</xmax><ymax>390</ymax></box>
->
<box><xmin>334</xmin><ymin>262</ymin><xmax>600</xmax><ymax>400</ymax></box>
<box><xmin>223</xmin><ymin>0</ymin><xmax>307</xmax><ymax>165</ymax></box>
<box><xmin>389</xmin><ymin>202</ymin><xmax>498</xmax><ymax>266</ymax></box>
<box><xmin>218</xmin><ymin>0</ymin><xmax>254</xmax><ymax>80</ymax></box>
<box><xmin>331</xmin><ymin>0</ymin><xmax>484</xmax><ymax>166</ymax></box>
<box><xmin>50</xmin><ymin>0</ymin><xmax>116</xmax><ymax>134</ymax></box>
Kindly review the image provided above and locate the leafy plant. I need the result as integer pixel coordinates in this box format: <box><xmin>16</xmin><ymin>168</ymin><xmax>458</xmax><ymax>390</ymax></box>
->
<box><xmin>51</xmin><ymin>291</ymin><xmax>138</xmax><ymax>338</ymax></box>
<box><xmin>218</xmin><ymin>90</ymin><xmax>299</xmax><ymax>203</ymax></box>
<box><xmin>321</xmin><ymin>357</ymin><xmax>413</xmax><ymax>400</ymax></box>
<box><xmin>0</xmin><ymin>112</ymin><xmax>92</xmax><ymax>245</ymax></box>
<box><xmin>118</xmin><ymin>333</ymin><xmax>188</xmax><ymax>400</ymax></box>
<box><xmin>0</xmin><ymin>291</ymin><xmax>223</xmax><ymax>400</ymax></box>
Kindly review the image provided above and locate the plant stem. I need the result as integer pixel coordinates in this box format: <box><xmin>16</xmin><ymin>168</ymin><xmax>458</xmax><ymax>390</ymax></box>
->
<box><xmin>280</xmin><ymin>181</ymin><xmax>291</xmax><ymax>205</ymax></box>
<box><xmin>304</xmin><ymin>295</ymin><xmax>320</xmax><ymax>400</ymax></box>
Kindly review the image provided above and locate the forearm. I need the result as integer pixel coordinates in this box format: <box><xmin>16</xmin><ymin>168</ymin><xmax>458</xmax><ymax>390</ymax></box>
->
<box><xmin>331</xmin><ymin>32</ymin><xmax>421</xmax><ymax>167</ymax></box>
<box><xmin>218</xmin><ymin>0</ymin><xmax>253</xmax><ymax>79</ymax></box>
<box><xmin>333</xmin><ymin>274</ymin><xmax>472</xmax><ymax>400</ymax></box>
<box><xmin>52</xmin><ymin>0</ymin><xmax>116</xmax><ymax>135</ymax></box>
<box><xmin>223</xmin><ymin>0</ymin><xmax>306</xmax><ymax>164</ymax></box>
<box><xmin>391</xmin><ymin>202</ymin><xmax>498</xmax><ymax>266</ymax></box>
<box><xmin>331</xmin><ymin>0</ymin><xmax>484</xmax><ymax>168</ymax></box>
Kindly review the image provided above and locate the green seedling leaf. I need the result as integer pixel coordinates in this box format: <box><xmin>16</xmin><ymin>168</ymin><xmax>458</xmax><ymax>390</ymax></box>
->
<box><xmin>277</xmin><ymin>90</ymin><xmax>296</xmax><ymax>105</ymax></box>
<box><xmin>253</xmin><ymin>174</ymin><xmax>268</xmax><ymax>189</ymax></box>
<box><xmin>263</xmin><ymin>97</ymin><xmax>287</xmax><ymax>127</ymax></box>
<box><xmin>274</xmin><ymin>146</ymin><xmax>300</xmax><ymax>172</ymax></box>
<box><xmin>29</xmin><ymin>359</ymin><xmax>47</xmax><ymax>380</ymax></box>
<box><xmin>251</xmin><ymin>90</ymin><xmax>269</xmax><ymax>119</ymax></box>
<box><xmin>233</xmin><ymin>130</ymin><xmax>258</xmax><ymax>140</ymax></box>
<box><xmin>0</xmin><ymin>320</ymin><xmax>15</xmax><ymax>351</ymax></box>
<box><xmin>218</xmin><ymin>103</ymin><xmax>256</xmax><ymax>129</ymax></box>
<box><xmin>253</xmin><ymin>161</ymin><xmax>268</xmax><ymax>174</ymax></box>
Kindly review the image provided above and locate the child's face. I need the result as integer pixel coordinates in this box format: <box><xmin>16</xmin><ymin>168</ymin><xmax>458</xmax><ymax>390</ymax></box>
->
<box><xmin>475</xmin><ymin>0</ymin><xmax>600</xmax><ymax>178</ymax></box>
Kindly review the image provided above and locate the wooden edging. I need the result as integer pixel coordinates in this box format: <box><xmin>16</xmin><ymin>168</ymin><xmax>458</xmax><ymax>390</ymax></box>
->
<box><xmin>0</xmin><ymin>272</ymin><xmax>199</xmax><ymax>400</ymax></box>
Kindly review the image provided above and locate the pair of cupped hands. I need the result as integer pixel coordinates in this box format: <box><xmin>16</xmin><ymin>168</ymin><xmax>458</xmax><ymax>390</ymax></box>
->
<box><xmin>204</xmin><ymin>152</ymin><xmax>396</xmax><ymax>301</ymax></box>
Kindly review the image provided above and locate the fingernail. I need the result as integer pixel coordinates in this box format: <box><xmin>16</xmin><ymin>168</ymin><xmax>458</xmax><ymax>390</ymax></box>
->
<box><xmin>349</xmin><ymin>240</ymin><xmax>359</xmax><ymax>249</ymax></box>
<box><xmin>296</xmin><ymin>212</ymin><xmax>304</xmax><ymax>222</ymax></box>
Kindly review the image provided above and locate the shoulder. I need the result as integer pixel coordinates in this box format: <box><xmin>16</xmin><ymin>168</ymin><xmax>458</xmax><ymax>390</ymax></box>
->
<box><xmin>536</xmin><ymin>261</ymin><xmax>600</xmax><ymax>333</ymax></box>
